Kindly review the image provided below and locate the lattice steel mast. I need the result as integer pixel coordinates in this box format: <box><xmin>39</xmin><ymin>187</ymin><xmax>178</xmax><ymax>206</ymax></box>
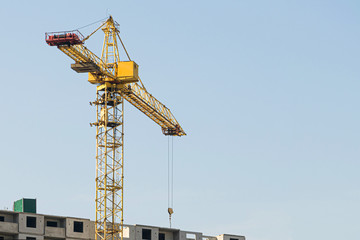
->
<box><xmin>93</xmin><ymin>18</ymin><xmax>123</xmax><ymax>240</ymax></box>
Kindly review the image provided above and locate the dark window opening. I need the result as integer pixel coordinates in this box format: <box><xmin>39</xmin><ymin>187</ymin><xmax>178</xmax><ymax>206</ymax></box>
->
<box><xmin>230</xmin><ymin>238</ymin><xmax>238</xmax><ymax>240</ymax></box>
<box><xmin>26</xmin><ymin>237</ymin><xmax>36</xmax><ymax>240</ymax></box>
<box><xmin>46</xmin><ymin>220</ymin><xmax>58</xmax><ymax>227</ymax></box>
<box><xmin>142</xmin><ymin>229</ymin><xmax>152</xmax><ymax>240</ymax></box>
<box><xmin>159</xmin><ymin>233</ymin><xmax>165</xmax><ymax>240</ymax></box>
<box><xmin>26</xmin><ymin>216</ymin><xmax>37</xmax><ymax>228</ymax></box>
<box><xmin>0</xmin><ymin>216</ymin><xmax>4</xmax><ymax>222</ymax></box>
<box><xmin>0</xmin><ymin>236</ymin><xmax>4</xmax><ymax>240</ymax></box>
<box><xmin>74</xmin><ymin>221</ymin><xmax>84</xmax><ymax>233</ymax></box>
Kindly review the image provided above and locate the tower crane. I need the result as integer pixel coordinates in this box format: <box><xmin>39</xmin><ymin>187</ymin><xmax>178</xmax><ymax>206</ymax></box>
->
<box><xmin>45</xmin><ymin>16</ymin><xmax>186</xmax><ymax>240</ymax></box>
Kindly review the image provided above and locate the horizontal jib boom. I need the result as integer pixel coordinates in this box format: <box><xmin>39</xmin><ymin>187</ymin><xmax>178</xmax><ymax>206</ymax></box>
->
<box><xmin>121</xmin><ymin>83</ymin><xmax>186</xmax><ymax>136</ymax></box>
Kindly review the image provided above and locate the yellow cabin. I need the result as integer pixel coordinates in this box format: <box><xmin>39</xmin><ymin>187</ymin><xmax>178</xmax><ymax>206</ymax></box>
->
<box><xmin>116</xmin><ymin>61</ymin><xmax>139</xmax><ymax>83</ymax></box>
<box><xmin>88</xmin><ymin>61</ymin><xmax>139</xmax><ymax>84</ymax></box>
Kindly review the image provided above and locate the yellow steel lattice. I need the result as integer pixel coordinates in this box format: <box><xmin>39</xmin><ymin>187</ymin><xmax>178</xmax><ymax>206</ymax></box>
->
<box><xmin>94</xmin><ymin>85</ymin><xmax>124</xmax><ymax>240</ymax></box>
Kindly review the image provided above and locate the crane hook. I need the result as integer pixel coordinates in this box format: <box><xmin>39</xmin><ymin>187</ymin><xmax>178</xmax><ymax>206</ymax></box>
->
<box><xmin>168</xmin><ymin>207</ymin><xmax>174</xmax><ymax>228</ymax></box>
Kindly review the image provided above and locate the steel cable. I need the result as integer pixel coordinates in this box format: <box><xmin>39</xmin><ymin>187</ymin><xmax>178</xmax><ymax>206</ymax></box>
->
<box><xmin>76</xmin><ymin>17</ymin><xmax>108</xmax><ymax>30</ymax></box>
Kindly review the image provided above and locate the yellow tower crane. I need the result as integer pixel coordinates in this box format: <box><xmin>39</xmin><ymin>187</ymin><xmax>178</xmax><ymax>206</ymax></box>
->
<box><xmin>45</xmin><ymin>16</ymin><xmax>186</xmax><ymax>240</ymax></box>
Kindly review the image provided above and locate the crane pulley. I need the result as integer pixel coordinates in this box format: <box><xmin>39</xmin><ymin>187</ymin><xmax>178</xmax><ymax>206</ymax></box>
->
<box><xmin>45</xmin><ymin>16</ymin><xmax>186</xmax><ymax>240</ymax></box>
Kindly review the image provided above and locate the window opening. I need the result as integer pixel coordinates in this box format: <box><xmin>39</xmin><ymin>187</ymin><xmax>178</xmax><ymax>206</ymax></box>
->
<box><xmin>0</xmin><ymin>216</ymin><xmax>4</xmax><ymax>222</ymax></box>
<box><xmin>26</xmin><ymin>216</ymin><xmax>36</xmax><ymax>228</ymax></box>
<box><xmin>159</xmin><ymin>233</ymin><xmax>165</xmax><ymax>240</ymax></box>
<box><xmin>142</xmin><ymin>229</ymin><xmax>152</xmax><ymax>240</ymax></box>
<box><xmin>74</xmin><ymin>221</ymin><xmax>84</xmax><ymax>233</ymax></box>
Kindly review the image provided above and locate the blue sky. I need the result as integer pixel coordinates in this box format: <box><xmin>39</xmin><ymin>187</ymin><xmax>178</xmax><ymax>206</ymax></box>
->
<box><xmin>0</xmin><ymin>1</ymin><xmax>359</xmax><ymax>240</ymax></box>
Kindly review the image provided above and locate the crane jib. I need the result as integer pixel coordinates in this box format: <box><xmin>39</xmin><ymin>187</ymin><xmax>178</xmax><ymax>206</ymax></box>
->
<box><xmin>121</xmin><ymin>84</ymin><xmax>185</xmax><ymax>136</ymax></box>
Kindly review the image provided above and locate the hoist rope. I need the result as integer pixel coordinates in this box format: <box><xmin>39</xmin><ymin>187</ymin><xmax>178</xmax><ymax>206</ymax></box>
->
<box><xmin>168</xmin><ymin>136</ymin><xmax>174</xmax><ymax>227</ymax></box>
<box><xmin>171</xmin><ymin>136</ymin><xmax>174</xmax><ymax>208</ymax></box>
<box><xmin>168</xmin><ymin>136</ymin><xmax>170</xmax><ymax>208</ymax></box>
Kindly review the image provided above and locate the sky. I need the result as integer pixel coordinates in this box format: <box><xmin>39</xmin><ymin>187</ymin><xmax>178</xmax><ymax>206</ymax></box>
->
<box><xmin>0</xmin><ymin>1</ymin><xmax>359</xmax><ymax>240</ymax></box>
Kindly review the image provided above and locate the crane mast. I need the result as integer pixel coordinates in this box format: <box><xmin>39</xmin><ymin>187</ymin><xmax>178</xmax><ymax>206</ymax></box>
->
<box><xmin>45</xmin><ymin>16</ymin><xmax>185</xmax><ymax>240</ymax></box>
<box><xmin>94</xmin><ymin>19</ymin><xmax>123</xmax><ymax>240</ymax></box>
<box><xmin>94</xmin><ymin>83</ymin><xmax>124</xmax><ymax>239</ymax></box>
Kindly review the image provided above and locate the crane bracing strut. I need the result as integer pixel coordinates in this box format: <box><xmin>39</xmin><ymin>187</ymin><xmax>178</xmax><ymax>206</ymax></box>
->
<box><xmin>45</xmin><ymin>16</ymin><xmax>186</xmax><ymax>240</ymax></box>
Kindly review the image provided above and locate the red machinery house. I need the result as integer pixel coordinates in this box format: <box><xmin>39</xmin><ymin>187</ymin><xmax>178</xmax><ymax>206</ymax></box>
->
<box><xmin>46</xmin><ymin>30</ymin><xmax>83</xmax><ymax>46</ymax></box>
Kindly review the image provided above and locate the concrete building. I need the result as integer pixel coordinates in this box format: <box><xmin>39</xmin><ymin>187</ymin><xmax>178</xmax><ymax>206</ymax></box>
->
<box><xmin>0</xmin><ymin>210</ymin><xmax>245</xmax><ymax>240</ymax></box>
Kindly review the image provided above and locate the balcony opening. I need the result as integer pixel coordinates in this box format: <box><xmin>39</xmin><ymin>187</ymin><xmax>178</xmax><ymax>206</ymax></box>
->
<box><xmin>142</xmin><ymin>228</ymin><xmax>152</xmax><ymax>240</ymax></box>
<box><xmin>74</xmin><ymin>221</ymin><xmax>84</xmax><ymax>233</ymax></box>
<box><xmin>26</xmin><ymin>216</ymin><xmax>37</xmax><ymax>228</ymax></box>
<box><xmin>47</xmin><ymin>220</ymin><xmax>58</xmax><ymax>227</ymax></box>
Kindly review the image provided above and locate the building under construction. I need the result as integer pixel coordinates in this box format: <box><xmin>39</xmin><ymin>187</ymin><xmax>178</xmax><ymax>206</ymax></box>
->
<box><xmin>0</xmin><ymin>199</ymin><xmax>245</xmax><ymax>240</ymax></box>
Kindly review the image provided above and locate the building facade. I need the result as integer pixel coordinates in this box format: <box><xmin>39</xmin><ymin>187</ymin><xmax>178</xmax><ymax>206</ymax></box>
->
<box><xmin>0</xmin><ymin>210</ymin><xmax>245</xmax><ymax>240</ymax></box>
